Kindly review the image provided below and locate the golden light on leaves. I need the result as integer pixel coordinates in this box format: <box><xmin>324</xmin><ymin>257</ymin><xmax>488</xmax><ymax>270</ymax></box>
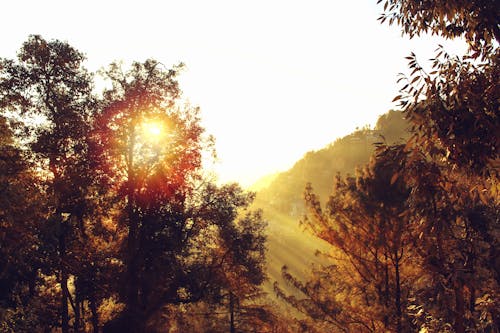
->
<box><xmin>133</xmin><ymin>118</ymin><xmax>170</xmax><ymax>165</ymax></box>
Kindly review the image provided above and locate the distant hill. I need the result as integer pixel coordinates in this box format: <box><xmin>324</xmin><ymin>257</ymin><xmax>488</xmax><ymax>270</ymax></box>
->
<box><xmin>254</xmin><ymin>109</ymin><xmax>409</xmax><ymax>218</ymax></box>
<box><xmin>255</xmin><ymin>110</ymin><xmax>410</xmax><ymax>310</ymax></box>
<box><xmin>247</xmin><ymin>172</ymin><xmax>279</xmax><ymax>192</ymax></box>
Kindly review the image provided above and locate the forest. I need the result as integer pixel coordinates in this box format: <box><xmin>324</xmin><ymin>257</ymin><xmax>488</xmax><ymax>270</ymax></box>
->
<box><xmin>0</xmin><ymin>1</ymin><xmax>499</xmax><ymax>332</ymax></box>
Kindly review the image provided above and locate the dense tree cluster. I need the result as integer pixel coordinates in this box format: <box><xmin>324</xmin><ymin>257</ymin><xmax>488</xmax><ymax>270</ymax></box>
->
<box><xmin>275</xmin><ymin>1</ymin><xmax>499</xmax><ymax>332</ymax></box>
<box><xmin>1</xmin><ymin>1</ymin><xmax>498</xmax><ymax>332</ymax></box>
<box><xmin>0</xmin><ymin>36</ymin><xmax>274</xmax><ymax>332</ymax></box>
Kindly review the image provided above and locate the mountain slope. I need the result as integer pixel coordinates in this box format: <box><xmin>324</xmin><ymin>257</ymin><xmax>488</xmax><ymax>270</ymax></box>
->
<box><xmin>255</xmin><ymin>110</ymin><xmax>410</xmax><ymax>310</ymax></box>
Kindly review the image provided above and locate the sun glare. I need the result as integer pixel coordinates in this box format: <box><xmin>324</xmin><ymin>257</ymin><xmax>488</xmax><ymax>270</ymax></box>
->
<box><xmin>141</xmin><ymin>120</ymin><xmax>165</xmax><ymax>142</ymax></box>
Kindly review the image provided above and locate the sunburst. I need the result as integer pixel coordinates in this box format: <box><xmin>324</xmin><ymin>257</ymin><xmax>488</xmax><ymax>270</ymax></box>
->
<box><xmin>140</xmin><ymin>120</ymin><xmax>165</xmax><ymax>142</ymax></box>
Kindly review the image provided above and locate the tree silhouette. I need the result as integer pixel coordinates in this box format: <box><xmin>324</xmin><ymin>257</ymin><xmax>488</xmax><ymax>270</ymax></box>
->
<box><xmin>380</xmin><ymin>2</ymin><xmax>499</xmax><ymax>331</ymax></box>
<box><xmin>0</xmin><ymin>35</ymin><xmax>95</xmax><ymax>333</ymax></box>
<box><xmin>276</xmin><ymin>145</ymin><xmax>414</xmax><ymax>332</ymax></box>
<box><xmin>0</xmin><ymin>116</ymin><xmax>48</xmax><ymax>331</ymax></box>
<box><xmin>378</xmin><ymin>0</ymin><xmax>499</xmax><ymax>57</ymax></box>
<box><xmin>1</xmin><ymin>38</ymin><xmax>269</xmax><ymax>332</ymax></box>
<box><xmin>91</xmin><ymin>60</ymin><xmax>269</xmax><ymax>332</ymax></box>
<box><xmin>274</xmin><ymin>2</ymin><xmax>498</xmax><ymax>331</ymax></box>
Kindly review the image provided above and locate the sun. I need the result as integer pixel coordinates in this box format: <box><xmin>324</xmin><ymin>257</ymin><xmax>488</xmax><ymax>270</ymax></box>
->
<box><xmin>141</xmin><ymin>120</ymin><xmax>165</xmax><ymax>142</ymax></box>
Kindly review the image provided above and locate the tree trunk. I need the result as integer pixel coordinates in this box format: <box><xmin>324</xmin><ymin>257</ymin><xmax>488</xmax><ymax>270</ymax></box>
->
<box><xmin>81</xmin><ymin>300</ymin><xmax>85</xmax><ymax>330</ymax></box>
<box><xmin>126</xmin><ymin>203</ymin><xmax>140</xmax><ymax>331</ymax></box>
<box><xmin>125</xmin><ymin>128</ymin><xmax>141</xmax><ymax>331</ymax></box>
<box><xmin>59</xmin><ymin>220</ymin><xmax>70</xmax><ymax>333</ymax></box>
<box><xmin>229</xmin><ymin>292</ymin><xmax>236</xmax><ymax>333</ymax></box>
<box><xmin>454</xmin><ymin>280</ymin><xmax>466</xmax><ymax>333</ymax></box>
<box><xmin>28</xmin><ymin>270</ymin><xmax>37</xmax><ymax>297</ymax></box>
<box><xmin>73</xmin><ymin>279</ymin><xmax>83</xmax><ymax>333</ymax></box>
<box><xmin>383</xmin><ymin>251</ymin><xmax>390</xmax><ymax>329</ymax></box>
<box><xmin>90</xmin><ymin>295</ymin><xmax>99</xmax><ymax>333</ymax></box>
<box><xmin>394</xmin><ymin>250</ymin><xmax>402</xmax><ymax>333</ymax></box>
<box><xmin>74</xmin><ymin>293</ymin><xmax>81</xmax><ymax>333</ymax></box>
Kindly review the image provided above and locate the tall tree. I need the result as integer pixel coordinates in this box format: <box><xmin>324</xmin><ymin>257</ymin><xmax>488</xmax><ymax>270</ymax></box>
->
<box><xmin>94</xmin><ymin>59</ymin><xmax>202</xmax><ymax>331</ymax></box>
<box><xmin>0</xmin><ymin>116</ymin><xmax>47</xmax><ymax>332</ymax></box>
<box><xmin>378</xmin><ymin>1</ymin><xmax>499</xmax><ymax>331</ymax></box>
<box><xmin>197</xmin><ymin>185</ymin><xmax>267</xmax><ymax>332</ymax></box>
<box><xmin>0</xmin><ymin>35</ymin><xmax>95</xmax><ymax>332</ymax></box>
<box><xmin>94</xmin><ymin>60</ymin><xmax>268</xmax><ymax>332</ymax></box>
<box><xmin>379</xmin><ymin>0</ymin><xmax>499</xmax><ymax>175</ymax></box>
<box><xmin>1</xmin><ymin>35</ymin><xmax>270</xmax><ymax>332</ymax></box>
<box><xmin>275</xmin><ymin>146</ymin><xmax>414</xmax><ymax>332</ymax></box>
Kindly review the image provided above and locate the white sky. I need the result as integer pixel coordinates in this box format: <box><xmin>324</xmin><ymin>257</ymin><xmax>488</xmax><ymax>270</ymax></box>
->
<box><xmin>1</xmin><ymin>0</ymin><xmax>466</xmax><ymax>187</ymax></box>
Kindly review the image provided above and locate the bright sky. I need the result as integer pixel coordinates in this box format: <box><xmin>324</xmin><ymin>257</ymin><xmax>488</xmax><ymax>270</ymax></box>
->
<box><xmin>1</xmin><ymin>0</ymin><xmax>466</xmax><ymax>187</ymax></box>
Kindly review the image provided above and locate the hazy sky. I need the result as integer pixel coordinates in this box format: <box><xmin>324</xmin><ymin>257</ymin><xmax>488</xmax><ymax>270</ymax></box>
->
<box><xmin>1</xmin><ymin>1</ymin><xmax>466</xmax><ymax>186</ymax></box>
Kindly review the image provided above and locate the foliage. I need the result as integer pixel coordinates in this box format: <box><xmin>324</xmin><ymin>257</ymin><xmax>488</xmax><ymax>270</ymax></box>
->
<box><xmin>0</xmin><ymin>35</ymin><xmax>98</xmax><ymax>333</ymax></box>
<box><xmin>90</xmin><ymin>59</ymin><xmax>269</xmax><ymax>332</ymax></box>
<box><xmin>377</xmin><ymin>0</ymin><xmax>499</xmax><ymax>57</ymax></box>
<box><xmin>146</xmin><ymin>301</ymin><xmax>296</xmax><ymax>333</ymax></box>
<box><xmin>382</xmin><ymin>2</ymin><xmax>500</xmax><ymax>328</ymax></box>
<box><xmin>276</xmin><ymin>145</ymin><xmax>417</xmax><ymax>332</ymax></box>
<box><xmin>0</xmin><ymin>37</ymin><xmax>269</xmax><ymax>332</ymax></box>
<box><xmin>394</xmin><ymin>47</ymin><xmax>499</xmax><ymax>176</ymax></box>
<box><xmin>274</xmin><ymin>1</ymin><xmax>499</xmax><ymax>332</ymax></box>
<box><xmin>0</xmin><ymin>116</ymin><xmax>47</xmax><ymax>332</ymax></box>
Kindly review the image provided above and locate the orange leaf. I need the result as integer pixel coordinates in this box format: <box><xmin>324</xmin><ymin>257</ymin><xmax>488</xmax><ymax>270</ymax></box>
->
<box><xmin>390</xmin><ymin>172</ymin><xmax>399</xmax><ymax>185</ymax></box>
<box><xmin>392</xmin><ymin>95</ymin><xmax>403</xmax><ymax>102</ymax></box>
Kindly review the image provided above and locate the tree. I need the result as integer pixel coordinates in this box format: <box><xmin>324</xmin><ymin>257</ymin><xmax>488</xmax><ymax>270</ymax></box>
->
<box><xmin>151</xmin><ymin>183</ymin><xmax>269</xmax><ymax>333</ymax></box>
<box><xmin>94</xmin><ymin>60</ymin><xmax>268</xmax><ymax>332</ymax></box>
<box><xmin>93</xmin><ymin>59</ymin><xmax>202</xmax><ymax>331</ymax></box>
<box><xmin>379</xmin><ymin>0</ymin><xmax>499</xmax><ymax>176</ymax></box>
<box><xmin>1</xmin><ymin>37</ymin><xmax>270</xmax><ymax>332</ymax></box>
<box><xmin>378</xmin><ymin>1</ymin><xmax>499</xmax><ymax>331</ymax></box>
<box><xmin>395</xmin><ymin>140</ymin><xmax>499</xmax><ymax>332</ymax></box>
<box><xmin>275</xmin><ymin>146</ymin><xmax>415</xmax><ymax>332</ymax></box>
<box><xmin>0</xmin><ymin>35</ymin><xmax>95</xmax><ymax>333</ymax></box>
<box><xmin>377</xmin><ymin>0</ymin><xmax>499</xmax><ymax>57</ymax></box>
<box><xmin>199</xmin><ymin>185</ymin><xmax>267</xmax><ymax>332</ymax></box>
<box><xmin>0</xmin><ymin>116</ymin><xmax>47</xmax><ymax>332</ymax></box>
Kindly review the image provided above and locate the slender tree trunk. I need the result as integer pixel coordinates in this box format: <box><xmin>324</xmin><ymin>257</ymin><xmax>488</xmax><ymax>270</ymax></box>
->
<box><xmin>394</xmin><ymin>250</ymin><xmax>402</xmax><ymax>333</ymax></box>
<box><xmin>229</xmin><ymin>292</ymin><xmax>236</xmax><ymax>333</ymax></box>
<box><xmin>469</xmin><ymin>285</ymin><xmax>475</xmax><ymax>314</ymax></box>
<box><xmin>74</xmin><ymin>297</ymin><xmax>81</xmax><ymax>333</ymax></box>
<box><xmin>61</xmin><ymin>274</ymin><xmax>70</xmax><ymax>333</ymax></box>
<box><xmin>383</xmin><ymin>251</ymin><xmax>390</xmax><ymax>329</ymax></box>
<box><xmin>125</xmin><ymin>128</ymin><xmax>141</xmax><ymax>331</ymax></box>
<box><xmin>28</xmin><ymin>270</ymin><xmax>36</xmax><ymax>297</ymax></box>
<box><xmin>126</xmin><ymin>201</ymin><xmax>140</xmax><ymax>331</ymax></box>
<box><xmin>454</xmin><ymin>280</ymin><xmax>466</xmax><ymax>333</ymax></box>
<box><xmin>81</xmin><ymin>300</ymin><xmax>86</xmax><ymax>331</ymax></box>
<box><xmin>90</xmin><ymin>295</ymin><xmax>99</xmax><ymax>333</ymax></box>
<box><xmin>52</xmin><ymin>163</ymin><xmax>70</xmax><ymax>333</ymax></box>
<box><xmin>60</xmin><ymin>224</ymin><xmax>70</xmax><ymax>333</ymax></box>
<box><xmin>74</xmin><ymin>284</ymin><xmax>82</xmax><ymax>333</ymax></box>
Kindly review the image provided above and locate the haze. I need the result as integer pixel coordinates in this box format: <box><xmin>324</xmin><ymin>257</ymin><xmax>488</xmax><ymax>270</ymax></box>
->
<box><xmin>1</xmin><ymin>0</ymin><xmax>466</xmax><ymax>186</ymax></box>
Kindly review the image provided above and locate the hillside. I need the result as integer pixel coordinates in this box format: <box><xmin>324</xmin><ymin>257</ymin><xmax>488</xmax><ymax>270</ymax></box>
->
<box><xmin>256</xmin><ymin>110</ymin><xmax>410</xmax><ymax>307</ymax></box>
